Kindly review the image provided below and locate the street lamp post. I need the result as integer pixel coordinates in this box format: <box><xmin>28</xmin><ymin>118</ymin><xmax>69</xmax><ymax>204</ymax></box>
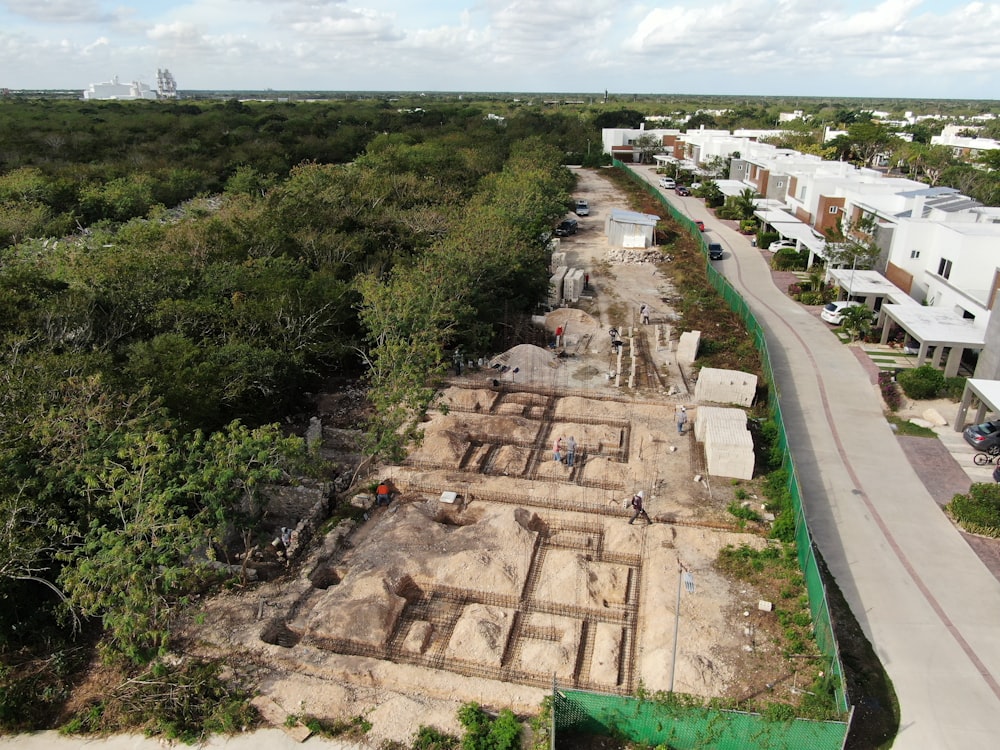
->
<box><xmin>669</xmin><ymin>564</ymin><xmax>695</xmax><ymax>694</ymax></box>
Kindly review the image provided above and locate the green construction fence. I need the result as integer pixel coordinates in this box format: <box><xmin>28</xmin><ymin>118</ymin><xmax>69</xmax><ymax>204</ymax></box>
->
<box><xmin>549</xmin><ymin>163</ymin><xmax>853</xmax><ymax>748</ymax></box>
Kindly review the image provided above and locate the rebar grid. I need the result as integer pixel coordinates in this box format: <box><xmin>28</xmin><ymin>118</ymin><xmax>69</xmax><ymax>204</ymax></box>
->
<box><xmin>441</xmin><ymin>375</ymin><xmax>679</xmax><ymax>408</ymax></box>
<box><xmin>295</xmin><ymin>506</ymin><xmax>643</xmax><ymax>694</ymax></box>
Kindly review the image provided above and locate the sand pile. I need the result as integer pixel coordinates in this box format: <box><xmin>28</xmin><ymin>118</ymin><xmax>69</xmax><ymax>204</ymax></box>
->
<box><xmin>545</xmin><ymin>308</ymin><xmax>602</xmax><ymax>337</ymax></box>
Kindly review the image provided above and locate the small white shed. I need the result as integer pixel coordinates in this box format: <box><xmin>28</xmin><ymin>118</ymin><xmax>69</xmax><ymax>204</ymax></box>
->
<box><xmin>605</xmin><ymin>209</ymin><xmax>660</xmax><ymax>249</ymax></box>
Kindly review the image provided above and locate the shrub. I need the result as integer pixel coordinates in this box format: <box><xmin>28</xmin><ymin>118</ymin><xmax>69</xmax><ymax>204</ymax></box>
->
<box><xmin>878</xmin><ymin>371</ymin><xmax>903</xmax><ymax>411</ymax></box>
<box><xmin>457</xmin><ymin>703</ymin><xmax>521</xmax><ymax>750</ymax></box>
<box><xmin>771</xmin><ymin>248</ymin><xmax>808</xmax><ymax>271</ymax></box>
<box><xmin>787</xmin><ymin>282</ymin><xmax>802</xmax><ymax>297</ymax></box>
<box><xmin>727</xmin><ymin>501</ymin><xmax>761</xmax><ymax>522</ymax></box>
<box><xmin>947</xmin><ymin>482</ymin><xmax>1000</xmax><ymax>537</ymax></box>
<box><xmin>758</xmin><ymin>231</ymin><xmax>779</xmax><ymax>250</ymax></box>
<box><xmin>944</xmin><ymin>375</ymin><xmax>967</xmax><ymax>401</ymax></box>
<box><xmin>413</xmin><ymin>725</ymin><xmax>460</xmax><ymax>749</ymax></box>
<box><xmin>798</xmin><ymin>291</ymin><xmax>827</xmax><ymax>306</ymax></box>
<box><xmin>897</xmin><ymin>364</ymin><xmax>945</xmax><ymax>400</ymax></box>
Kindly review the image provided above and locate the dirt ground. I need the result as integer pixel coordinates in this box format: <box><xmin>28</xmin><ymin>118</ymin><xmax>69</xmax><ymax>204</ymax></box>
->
<box><xmin>180</xmin><ymin>169</ymin><xmax>822</xmax><ymax>747</ymax></box>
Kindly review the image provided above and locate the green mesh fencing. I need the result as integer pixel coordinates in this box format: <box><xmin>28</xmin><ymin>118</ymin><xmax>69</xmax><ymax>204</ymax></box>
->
<box><xmin>554</xmin><ymin>687</ymin><xmax>851</xmax><ymax>750</ymax></box>
<box><xmin>548</xmin><ymin>163</ymin><xmax>852</xmax><ymax>747</ymax></box>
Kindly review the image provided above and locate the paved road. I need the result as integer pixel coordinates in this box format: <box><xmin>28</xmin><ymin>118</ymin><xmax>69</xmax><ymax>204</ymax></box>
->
<box><xmin>643</xmin><ymin>167</ymin><xmax>1000</xmax><ymax>749</ymax></box>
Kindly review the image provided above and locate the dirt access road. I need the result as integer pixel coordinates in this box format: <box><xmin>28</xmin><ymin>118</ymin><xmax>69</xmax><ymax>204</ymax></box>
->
<box><xmin>175</xmin><ymin>168</ymin><xmax>815</xmax><ymax>748</ymax></box>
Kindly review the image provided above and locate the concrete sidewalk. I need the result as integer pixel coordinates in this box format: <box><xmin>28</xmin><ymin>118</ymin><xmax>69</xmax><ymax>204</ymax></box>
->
<box><xmin>680</xmin><ymin>181</ymin><xmax>1000</xmax><ymax>749</ymax></box>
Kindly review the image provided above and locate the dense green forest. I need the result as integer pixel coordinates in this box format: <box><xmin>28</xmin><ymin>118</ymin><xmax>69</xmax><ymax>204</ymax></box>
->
<box><xmin>1</xmin><ymin>92</ymin><xmax>997</xmax><ymax>734</ymax></box>
<box><xmin>0</xmin><ymin>97</ymin><xmax>578</xmax><ymax>729</ymax></box>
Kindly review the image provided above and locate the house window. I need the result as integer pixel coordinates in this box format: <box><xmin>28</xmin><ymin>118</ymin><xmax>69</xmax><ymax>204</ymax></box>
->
<box><xmin>938</xmin><ymin>258</ymin><xmax>953</xmax><ymax>279</ymax></box>
<box><xmin>961</xmin><ymin>309</ymin><xmax>975</xmax><ymax>320</ymax></box>
<box><xmin>910</xmin><ymin>250</ymin><xmax>920</xmax><ymax>259</ymax></box>
<box><xmin>828</xmin><ymin>206</ymin><xmax>838</xmax><ymax>214</ymax></box>
<box><xmin>776</xmin><ymin>180</ymin><xmax>784</xmax><ymax>187</ymax></box>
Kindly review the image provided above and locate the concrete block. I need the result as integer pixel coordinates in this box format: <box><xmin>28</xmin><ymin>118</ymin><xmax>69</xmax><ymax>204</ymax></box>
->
<box><xmin>549</xmin><ymin>266</ymin><xmax>568</xmax><ymax>306</ymax></box>
<box><xmin>676</xmin><ymin>330</ymin><xmax>701</xmax><ymax>364</ymax></box>
<box><xmin>694</xmin><ymin>367</ymin><xmax>758</xmax><ymax>407</ymax></box>
<box><xmin>923</xmin><ymin>408</ymin><xmax>948</xmax><ymax>427</ymax></box>
<box><xmin>693</xmin><ymin>406</ymin><xmax>747</xmax><ymax>443</ymax></box>
<box><xmin>758</xmin><ymin>600</ymin><xmax>773</xmax><ymax>612</ymax></box>
<box><xmin>704</xmin><ymin>422</ymin><xmax>754</xmax><ymax>480</ymax></box>
<box><xmin>350</xmin><ymin>493</ymin><xmax>374</xmax><ymax>509</ymax></box>
<box><xmin>563</xmin><ymin>268</ymin><xmax>585</xmax><ymax>303</ymax></box>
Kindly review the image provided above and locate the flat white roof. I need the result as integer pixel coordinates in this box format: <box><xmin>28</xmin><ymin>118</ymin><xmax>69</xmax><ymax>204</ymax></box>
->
<box><xmin>880</xmin><ymin>304</ymin><xmax>988</xmax><ymax>347</ymax></box>
<box><xmin>965</xmin><ymin>379</ymin><xmax>1000</xmax><ymax>415</ymax></box>
<box><xmin>825</xmin><ymin>269</ymin><xmax>921</xmax><ymax>304</ymax></box>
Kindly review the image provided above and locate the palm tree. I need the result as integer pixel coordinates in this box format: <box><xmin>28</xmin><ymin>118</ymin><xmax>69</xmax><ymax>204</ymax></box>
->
<box><xmin>732</xmin><ymin>188</ymin><xmax>758</xmax><ymax>221</ymax></box>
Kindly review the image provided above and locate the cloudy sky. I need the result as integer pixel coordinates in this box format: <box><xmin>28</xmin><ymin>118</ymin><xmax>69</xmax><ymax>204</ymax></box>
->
<box><xmin>2</xmin><ymin>0</ymin><xmax>999</xmax><ymax>98</ymax></box>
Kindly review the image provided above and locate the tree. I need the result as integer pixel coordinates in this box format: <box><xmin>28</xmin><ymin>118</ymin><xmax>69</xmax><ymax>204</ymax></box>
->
<box><xmin>695</xmin><ymin>180</ymin><xmax>725</xmax><ymax>208</ymax></box>
<box><xmin>633</xmin><ymin>133</ymin><xmax>663</xmax><ymax>164</ymax></box>
<box><xmin>823</xmin><ymin>215</ymin><xmax>882</xmax><ymax>272</ymax></box>
<box><xmin>57</xmin><ymin>421</ymin><xmax>305</xmax><ymax>662</ymax></box>
<box><xmin>732</xmin><ymin>188</ymin><xmax>759</xmax><ymax>221</ymax></box>
<box><xmin>844</xmin><ymin>122</ymin><xmax>898</xmax><ymax>168</ymax></box>
<box><xmin>838</xmin><ymin>304</ymin><xmax>874</xmax><ymax>342</ymax></box>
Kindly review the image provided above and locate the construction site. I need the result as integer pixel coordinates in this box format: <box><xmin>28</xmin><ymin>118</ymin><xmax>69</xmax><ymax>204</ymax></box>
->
<box><xmin>184</xmin><ymin>169</ymin><xmax>820</xmax><ymax>746</ymax></box>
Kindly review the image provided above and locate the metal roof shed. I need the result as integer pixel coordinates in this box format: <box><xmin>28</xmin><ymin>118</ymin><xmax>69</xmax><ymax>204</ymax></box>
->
<box><xmin>605</xmin><ymin>209</ymin><xmax>661</xmax><ymax>249</ymax></box>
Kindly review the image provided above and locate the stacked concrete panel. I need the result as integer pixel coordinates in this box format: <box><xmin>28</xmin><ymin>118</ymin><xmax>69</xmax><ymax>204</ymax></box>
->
<box><xmin>563</xmin><ymin>268</ymin><xmax>585</xmax><ymax>303</ymax></box>
<box><xmin>693</xmin><ymin>406</ymin><xmax>746</xmax><ymax>442</ymax></box>
<box><xmin>550</xmin><ymin>250</ymin><xmax>567</xmax><ymax>269</ymax></box>
<box><xmin>677</xmin><ymin>330</ymin><xmax>701</xmax><ymax>364</ymax></box>
<box><xmin>549</xmin><ymin>266</ymin><xmax>568</xmax><ymax>307</ymax></box>
<box><xmin>694</xmin><ymin>367</ymin><xmax>758</xmax><ymax>407</ymax></box>
<box><xmin>693</xmin><ymin>406</ymin><xmax>754</xmax><ymax>480</ymax></box>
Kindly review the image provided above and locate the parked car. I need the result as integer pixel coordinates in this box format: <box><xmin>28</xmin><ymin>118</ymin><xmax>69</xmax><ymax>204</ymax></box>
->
<box><xmin>675</xmin><ymin>185</ymin><xmax>691</xmax><ymax>196</ymax></box>
<box><xmin>964</xmin><ymin>420</ymin><xmax>1000</xmax><ymax>453</ymax></box>
<box><xmin>708</xmin><ymin>243</ymin><xmax>723</xmax><ymax>260</ymax></box>
<box><xmin>820</xmin><ymin>300</ymin><xmax>862</xmax><ymax>325</ymax></box>
<box><xmin>574</xmin><ymin>199</ymin><xmax>590</xmax><ymax>216</ymax></box>
<box><xmin>659</xmin><ymin>177</ymin><xmax>676</xmax><ymax>189</ymax></box>
<box><xmin>554</xmin><ymin>218</ymin><xmax>578</xmax><ymax>237</ymax></box>
<box><xmin>695</xmin><ymin>220</ymin><xmax>705</xmax><ymax>231</ymax></box>
<box><xmin>768</xmin><ymin>239</ymin><xmax>797</xmax><ymax>252</ymax></box>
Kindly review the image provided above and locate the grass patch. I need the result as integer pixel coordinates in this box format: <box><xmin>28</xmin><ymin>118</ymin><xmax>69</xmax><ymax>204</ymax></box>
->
<box><xmin>885</xmin><ymin>415</ymin><xmax>937</xmax><ymax>438</ymax></box>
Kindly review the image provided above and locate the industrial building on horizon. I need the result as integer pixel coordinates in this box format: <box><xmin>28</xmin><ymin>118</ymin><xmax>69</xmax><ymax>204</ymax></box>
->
<box><xmin>82</xmin><ymin>68</ymin><xmax>178</xmax><ymax>101</ymax></box>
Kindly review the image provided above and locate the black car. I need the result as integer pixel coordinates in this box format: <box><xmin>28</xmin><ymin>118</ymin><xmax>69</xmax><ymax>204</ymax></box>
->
<box><xmin>963</xmin><ymin>419</ymin><xmax>1000</xmax><ymax>452</ymax></box>
<box><xmin>675</xmin><ymin>185</ymin><xmax>692</xmax><ymax>196</ymax></box>
<box><xmin>708</xmin><ymin>243</ymin><xmax>723</xmax><ymax>260</ymax></box>
<box><xmin>554</xmin><ymin>218</ymin><xmax>578</xmax><ymax>237</ymax></box>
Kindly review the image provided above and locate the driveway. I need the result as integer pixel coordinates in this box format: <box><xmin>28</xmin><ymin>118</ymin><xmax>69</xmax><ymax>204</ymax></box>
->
<box><xmin>635</xmin><ymin>165</ymin><xmax>1000</xmax><ymax>749</ymax></box>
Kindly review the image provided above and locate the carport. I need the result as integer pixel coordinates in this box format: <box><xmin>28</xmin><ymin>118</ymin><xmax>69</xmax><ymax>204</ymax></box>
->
<box><xmin>753</xmin><ymin>207</ymin><xmax>826</xmax><ymax>266</ymax></box>
<box><xmin>954</xmin><ymin>378</ymin><xmax>1000</xmax><ymax>432</ymax></box>
<box><xmin>825</xmin><ymin>269</ymin><xmax>920</xmax><ymax>312</ymax></box>
<box><xmin>877</xmin><ymin>304</ymin><xmax>987</xmax><ymax>377</ymax></box>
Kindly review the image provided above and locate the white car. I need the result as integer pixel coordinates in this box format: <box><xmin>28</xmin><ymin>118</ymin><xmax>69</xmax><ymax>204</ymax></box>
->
<box><xmin>820</xmin><ymin>300</ymin><xmax>863</xmax><ymax>325</ymax></box>
<box><xmin>659</xmin><ymin>177</ymin><xmax>676</xmax><ymax>189</ymax></box>
<box><xmin>768</xmin><ymin>239</ymin><xmax>797</xmax><ymax>252</ymax></box>
<box><xmin>574</xmin><ymin>199</ymin><xmax>590</xmax><ymax>216</ymax></box>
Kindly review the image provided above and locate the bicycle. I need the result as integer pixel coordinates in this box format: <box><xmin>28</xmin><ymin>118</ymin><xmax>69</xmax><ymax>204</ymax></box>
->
<box><xmin>972</xmin><ymin>446</ymin><xmax>1000</xmax><ymax>465</ymax></box>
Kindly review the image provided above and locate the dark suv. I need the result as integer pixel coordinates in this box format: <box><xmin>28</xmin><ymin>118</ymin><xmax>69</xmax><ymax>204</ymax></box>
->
<box><xmin>554</xmin><ymin>218</ymin><xmax>578</xmax><ymax>237</ymax></box>
<box><xmin>963</xmin><ymin>419</ymin><xmax>1000</xmax><ymax>452</ymax></box>
<box><xmin>708</xmin><ymin>243</ymin><xmax>723</xmax><ymax>260</ymax></box>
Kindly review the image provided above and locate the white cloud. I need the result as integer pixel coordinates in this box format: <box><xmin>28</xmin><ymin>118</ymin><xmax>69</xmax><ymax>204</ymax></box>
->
<box><xmin>1</xmin><ymin>0</ymin><xmax>999</xmax><ymax>97</ymax></box>
<box><xmin>2</xmin><ymin>0</ymin><xmax>112</xmax><ymax>23</ymax></box>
